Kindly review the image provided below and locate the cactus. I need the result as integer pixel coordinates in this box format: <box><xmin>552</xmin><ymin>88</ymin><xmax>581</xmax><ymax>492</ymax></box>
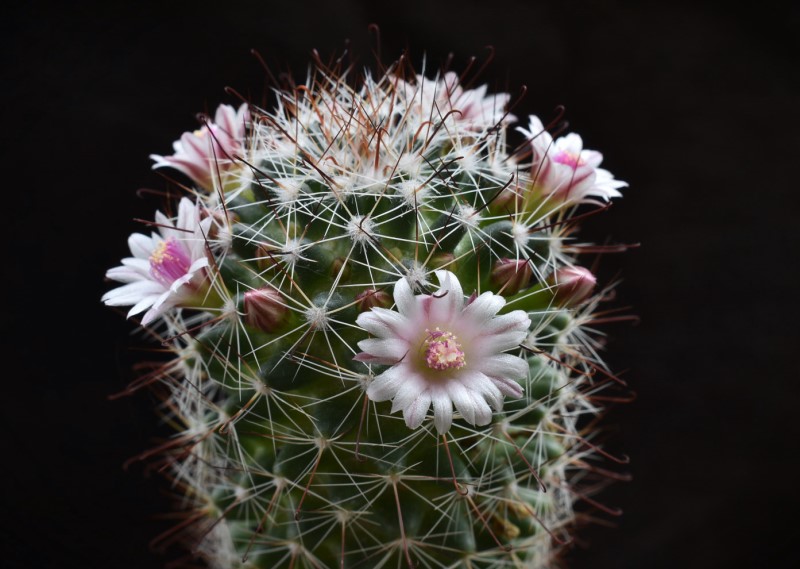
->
<box><xmin>103</xmin><ymin>55</ymin><xmax>630</xmax><ymax>569</ymax></box>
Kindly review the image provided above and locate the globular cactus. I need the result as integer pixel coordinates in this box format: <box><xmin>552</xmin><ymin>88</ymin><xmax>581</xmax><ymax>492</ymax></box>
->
<box><xmin>103</xmin><ymin>53</ymin><xmax>630</xmax><ymax>569</ymax></box>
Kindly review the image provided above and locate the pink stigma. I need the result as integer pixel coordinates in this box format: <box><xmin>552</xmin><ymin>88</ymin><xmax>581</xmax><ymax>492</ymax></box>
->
<box><xmin>149</xmin><ymin>238</ymin><xmax>192</xmax><ymax>286</ymax></box>
<box><xmin>424</xmin><ymin>328</ymin><xmax>466</xmax><ymax>371</ymax></box>
<box><xmin>552</xmin><ymin>150</ymin><xmax>584</xmax><ymax>169</ymax></box>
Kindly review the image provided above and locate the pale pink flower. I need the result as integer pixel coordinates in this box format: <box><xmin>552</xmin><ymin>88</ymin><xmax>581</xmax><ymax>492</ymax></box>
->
<box><xmin>519</xmin><ymin>115</ymin><xmax>627</xmax><ymax>203</ymax></box>
<box><xmin>355</xmin><ymin>271</ymin><xmax>531</xmax><ymax>434</ymax></box>
<box><xmin>102</xmin><ymin>198</ymin><xmax>213</xmax><ymax>325</ymax></box>
<box><xmin>398</xmin><ymin>72</ymin><xmax>514</xmax><ymax>130</ymax></box>
<box><xmin>150</xmin><ymin>103</ymin><xmax>249</xmax><ymax>191</ymax></box>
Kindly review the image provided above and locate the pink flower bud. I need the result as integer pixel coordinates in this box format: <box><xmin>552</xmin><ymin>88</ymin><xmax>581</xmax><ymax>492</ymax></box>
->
<box><xmin>549</xmin><ymin>266</ymin><xmax>596</xmax><ymax>307</ymax></box>
<box><xmin>244</xmin><ymin>287</ymin><xmax>288</xmax><ymax>332</ymax></box>
<box><xmin>491</xmin><ymin>258</ymin><xmax>533</xmax><ymax>296</ymax></box>
<box><xmin>355</xmin><ymin>289</ymin><xmax>393</xmax><ymax>312</ymax></box>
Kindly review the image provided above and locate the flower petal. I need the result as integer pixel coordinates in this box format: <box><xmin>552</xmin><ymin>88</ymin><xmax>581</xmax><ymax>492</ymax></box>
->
<box><xmin>391</xmin><ymin>378</ymin><xmax>425</xmax><ymax>414</ymax></box>
<box><xmin>177</xmin><ymin>197</ymin><xmax>199</xmax><ymax>233</ymax></box>
<box><xmin>213</xmin><ymin>104</ymin><xmax>238</xmax><ymax>137</ymax></box>
<box><xmin>366</xmin><ymin>366</ymin><xmax>405</xmax><ymax>402</ymax></box>
<box><xmin>429</xmin><ymin>270</ymin><xmax>464</xmax><ymax>323</ymax></box>
<box><xmin>140</xmin><ymin>291</ymin><xmax>174</xmax><ymax>325</ymax></box>
<box><xmin>581</xmin><ymin>149</ymin><xmax>603</xmax><ymax>168</ymax></box>
<box><xmin>469</xmin><ymin>391</ymin><xmax>493</xmax><ymax>426</ymax></box>
<box><xmin>356</xmin><ymin>307</ymin><xmax>409</xmax><ymax>339</ymax></box>
<box><xmin>106</xmin><ymin>262</ymin><xmax>149</xmax><ymax>284</ymax></box>
<box><xmin>447</xmin><ymin>382</ymin><xmax>476</xmax><ymax>425</ymax></box>
<box><xmin>102</xmin><ymin>280</ymin><xmax>164</xmax><ymax>306</ymax></box>
<box><xmin>353</xmin><ymin>352</ymin><xmax>391</xmax><ymax>365</ymax></box>
<box><xmin>403</xmin><ymin>392</ymin><xmax>432</xmax><ymax>430</ymax></box>
<box><xmin>186</xmin><ymin>220</ymin><xmax>213</xmax><ymax>260</ymax></box>
<box><xmin>129</xmin><ymin>233</ymin><xmax>156</xmax><ymax>259</ymax></box>
<box><xmin>479</xmin><ymin>354</ymin><xmax>529</xmax><ymax>382</ymax></box>
<box><xmin>479</xmin><ymin>310</ymin><xmax>530</xmax><ymax>336</ymax></box>
<box><xmin>461</xmin><ymin>291</ymin><xmax>504</xmax><ymax>325</ymax></box>
<box><xmin>460</xmin><ymin>370</ymin><xmax>504</xmax><ymax>412</ymax></box>
<box><xmin>169</xmin><ymin>270</ymin><xmax>200</xmax><ymax>294</ymax></box>
<box><xmin>127</xmin><ymin>295</ymin><xmax>158</xmax><ymax>318</ymax></box>
<box><xmin>356</xmin><ymin>338</ymin><xmax>409</xmax><ymax>363</ymax></box>
<box><xmin>121</xmin><ymin>257</ymin><xmax>152</xmax><ymax>274</ymax></box>
<box><xmin>393</xmin><ymin>276</ymin><xmax>417</xmax><ymax>317</ymax></box>
<box><xmin>473</xmin><ymin>330</ymin><xmax>528</xmax><ymax>355</ymax></box>
<box><xmin>155</xmin><ymin>210</ymin><xmax>184</xmax><ymax>243</ymax></box>
<box><xmin>432</xmin><ymin>391</ymin><xmax>453</xmax><ymax>434</ymax></box>
<box><xmin>490</xmin><ymin>375</ymin><xmax>525</xmax><ymax>399</ymax></box>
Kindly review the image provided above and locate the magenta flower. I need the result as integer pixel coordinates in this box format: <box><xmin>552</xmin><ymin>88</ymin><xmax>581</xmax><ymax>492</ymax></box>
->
<box><xmin>355</xmin><ymin>271</ymin><xmax>531</xmax><ymax>434</ymax></box>
<box><xmin>102</xmin><ymin>198</ymin><xmax>214</xmax><ymax>325</ymax></box>
<box><xmin>519</xmin><ymin>115</ymin><xmax>627</xmax><ymax>204</ymax></box>
<box><xmin>150</xmin><ymin>103</ymin><xmax>249</xmax><ymax>191</ymax></box>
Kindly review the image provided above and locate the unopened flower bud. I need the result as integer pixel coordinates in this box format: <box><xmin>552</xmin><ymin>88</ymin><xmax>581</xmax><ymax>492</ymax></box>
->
<box><xmin>491</xmin><ymin>258</ymin><xmax>533</xmax><ymax>296</ymax></box>
<box><xmin>355</xmin><ymin>289</ymin><xmax>393</xmax><ymax>312</ymax></box>
<box><xmin>244</xmin><ymin>287</ymin><xmax>288</xmax><ymax>332</ymax></box>
<box><xmin>549</xmin><ymin>266</ymin><xmax>596</xmax><ymax>307</ymax></box>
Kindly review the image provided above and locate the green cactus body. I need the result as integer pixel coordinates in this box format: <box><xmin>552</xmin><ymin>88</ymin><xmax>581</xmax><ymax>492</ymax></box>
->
<box><xmin>104</xmin><ymin>58</ymin><xmax>629</xmax><ymax>569</ymax></box>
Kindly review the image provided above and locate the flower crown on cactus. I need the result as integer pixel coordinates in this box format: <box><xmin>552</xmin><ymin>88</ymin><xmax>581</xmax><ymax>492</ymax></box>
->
<box><xmin>104</xmin><ymin>53</ymin><xmax>631</xmax><ymax>569</ymax></box>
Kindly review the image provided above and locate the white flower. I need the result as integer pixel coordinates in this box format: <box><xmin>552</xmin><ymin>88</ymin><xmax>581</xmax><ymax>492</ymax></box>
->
<box><xmin>355</xmin><ymin>270</ymin><xmax>531</xmax><ymax>433</ymax></box>
<box><xmin>150</xmin><ymin>103</ymin><xmax>249</xmax><ymax>191</ymax></box>
<box><xmin>518</xmin><ymin>115</ymin><xmax>627</xmax><ymax>203</ymax></box>
<box><xmin>102</xmin><ymin>198</ymin><xmax>213</xmax><ymax>325</ymax></box>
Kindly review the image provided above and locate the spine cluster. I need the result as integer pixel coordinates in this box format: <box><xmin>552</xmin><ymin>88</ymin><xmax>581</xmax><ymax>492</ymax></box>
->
<box><xmin>104</xmin><ymin>57</ymin><xmax>630</xmax><ymax>569</ymax></box>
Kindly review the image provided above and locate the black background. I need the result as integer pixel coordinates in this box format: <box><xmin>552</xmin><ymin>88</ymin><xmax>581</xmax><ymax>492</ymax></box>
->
<box><xmin>3</xmin><ymin>1</ymin><xmax>799</xmax><ymax>568</ymax></box>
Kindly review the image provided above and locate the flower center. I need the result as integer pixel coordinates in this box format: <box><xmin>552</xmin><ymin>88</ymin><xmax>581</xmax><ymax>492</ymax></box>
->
<box><xmin>149</xmin><ymin>238</ymin><xmax>192</xmax><ymax>286</ymax></box>
<box><xmin>423</xmin><ymin>328</ymin><xmax>466</xmax><ymax>371</ymax></box>
<box><xmin>552</xmin><ymin>150</ymin><xmax>584</xmax><ymax>169</ymax></box>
